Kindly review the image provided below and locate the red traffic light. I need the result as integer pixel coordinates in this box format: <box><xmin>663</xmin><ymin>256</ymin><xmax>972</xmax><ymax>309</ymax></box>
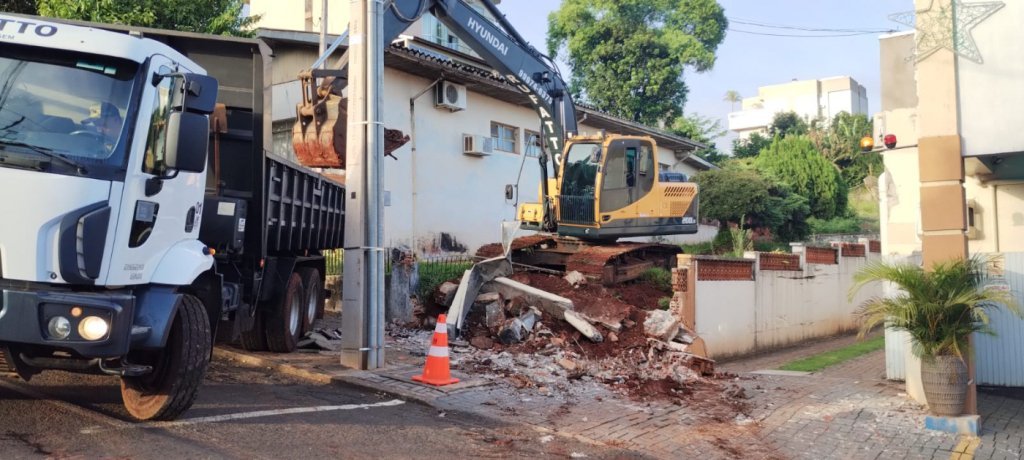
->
<box><xmin>884</xmin><ymin>134</ymin><xmax>897</xmax><ymax>149</ymax></box>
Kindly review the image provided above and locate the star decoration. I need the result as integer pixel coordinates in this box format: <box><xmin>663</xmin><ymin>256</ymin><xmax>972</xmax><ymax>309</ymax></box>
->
<box><xmin>890</xmin><ymin>0</ymin><xmax>1005</xmax><ymax>64</ymax></box>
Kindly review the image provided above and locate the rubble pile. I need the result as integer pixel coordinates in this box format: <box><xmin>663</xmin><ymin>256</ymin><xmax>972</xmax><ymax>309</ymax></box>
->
<box><xmin>423</xmin><ymin>270</ymin><xmax>716</xmax><ymax>401</ymax></box>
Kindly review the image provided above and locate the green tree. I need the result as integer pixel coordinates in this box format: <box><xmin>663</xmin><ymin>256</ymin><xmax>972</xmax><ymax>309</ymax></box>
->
<box><xmin>548</xmin><ymin>0</ymin><xmax>727</xmax><ymax>126</ymax></box>
<box><xmin>670</xmin><ymin>113</ymin><xmax>726</xmax><ymax>165</ymax></box>
<box><xmin>723</xmin><ymin>90</ymin><xmax>742</xmax><ymax>111</ymax></box>
<box><xmin>755</xmin><ymin>135</ymin><xmax>847</xmax><ymax>220</ymax></box>
<box><xmin>731</xmin><ymin>132</ymin><xmax>771</xmax><ymax>159</ymax></box>
<box><xmin>694</xmin><ymin>168</ymin><xmax>810</xmax><ymax>243</ymax></box>
<box><xmin>808</xmin><ymin>111</ymin><xmax>882</xmax><ymax>187</ymax></box>
<box><xmin>768</xmin><ymin>111</ymin><xmax>809</xmax><ymax>138</ymax></box>
<box><xmin>1</xmin><ymin>0</ymin><xmax>37</xmax><ymax>14</ymax></box>
<box><xmin>37</xmin><ymin>0</ymin><xmax>257</xmax><ymax>36</ymax></box>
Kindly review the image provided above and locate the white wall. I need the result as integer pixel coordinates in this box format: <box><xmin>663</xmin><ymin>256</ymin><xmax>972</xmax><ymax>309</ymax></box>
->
<box><xmin>694</xmin><ymin>244</ymin><xmax>882</xmax><ymax>359</ymax></box>
<box><xmin>957</xmin><ymin>0</ymin><xmax>1024</xmax><ymax>156</ymax></box>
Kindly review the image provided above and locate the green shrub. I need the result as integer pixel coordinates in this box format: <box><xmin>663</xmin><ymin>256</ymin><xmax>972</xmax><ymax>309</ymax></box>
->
<box><xmin>417</xmin><ymin>260</ymin><xmax>474</xmax><ymax>301</ymax></box>
<box><xmin>658</xmin><ymin>297</ymin><xmax>671</xmax><ymax>310</ymax></box>
<box><xmin>808</xmin><ymin>216</ymin><xmax>862</xmax><ymax>235</ymax></box>
<box><xmin>680</xmin><ymin>241</ymin><xmax>715</xmax><ymax>255</ymax></box>
<box><xmin>641</xmin><ymin>267</ymin><xmax>672</xmax><ymax>292</ymax></box>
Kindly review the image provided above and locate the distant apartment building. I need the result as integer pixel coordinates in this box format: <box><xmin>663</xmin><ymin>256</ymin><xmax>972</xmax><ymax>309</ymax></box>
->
<box><xmin>728</xmin><ymin>77</ymin><xmax>869</xmax><ymax>140</ymax></box>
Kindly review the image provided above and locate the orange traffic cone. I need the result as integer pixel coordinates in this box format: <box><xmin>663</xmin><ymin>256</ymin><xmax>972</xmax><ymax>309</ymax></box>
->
<box><xmin>413</xmin><ymin>314</ymin><xmax>460</xmax><ymax>386</ymax></box>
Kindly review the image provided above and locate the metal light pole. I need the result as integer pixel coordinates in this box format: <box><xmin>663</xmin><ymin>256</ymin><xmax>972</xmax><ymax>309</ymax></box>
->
<box><xmin>319</xmin><ymin>0</ymin><xmax>328</xmax><ymax>65</ymax></box>
<box><xmin>340</xmin><ymin>0</ymin><xmax>386</xmax><ymax>370</ymax></box>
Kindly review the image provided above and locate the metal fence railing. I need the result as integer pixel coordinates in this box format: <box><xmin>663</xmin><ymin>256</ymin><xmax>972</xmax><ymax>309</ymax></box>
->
<box><xmin>416</xmin><ymin>254</ymin><xmax>476</xmax><ymax>300</ymax></box>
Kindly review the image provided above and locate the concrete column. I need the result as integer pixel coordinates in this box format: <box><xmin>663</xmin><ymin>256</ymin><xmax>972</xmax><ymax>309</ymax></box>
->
<box><xmin>913</xmin><ymin>0</ymin><xmax>975</xmax><ymax>414</ymax></box>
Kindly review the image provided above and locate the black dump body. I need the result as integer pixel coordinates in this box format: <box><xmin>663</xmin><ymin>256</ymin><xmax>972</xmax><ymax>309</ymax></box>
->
<box><xmin>85</xmin><ymin>23</ymin><xmax>345</xmax><ymax>306</ymax></box>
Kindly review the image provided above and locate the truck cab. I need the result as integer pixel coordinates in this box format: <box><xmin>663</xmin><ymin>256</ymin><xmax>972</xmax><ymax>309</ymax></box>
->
<box><xmin>0</xmin><ymin>14</ymin><xmax>343</xmax><ymax>421</ymax></box>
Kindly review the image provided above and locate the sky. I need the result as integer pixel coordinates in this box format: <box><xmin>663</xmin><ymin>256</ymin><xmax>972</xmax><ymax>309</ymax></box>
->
<box><xmin>496</xmin><ymin>0</ymin><xmax>916</xmax><ymax>152</ymax></box>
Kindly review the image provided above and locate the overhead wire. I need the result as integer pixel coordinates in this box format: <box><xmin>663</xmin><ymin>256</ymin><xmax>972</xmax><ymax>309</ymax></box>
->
<box><xmin>725</xmin><ymin>16</ymin><xmax>898</xmax><ymax>38</ymax></box>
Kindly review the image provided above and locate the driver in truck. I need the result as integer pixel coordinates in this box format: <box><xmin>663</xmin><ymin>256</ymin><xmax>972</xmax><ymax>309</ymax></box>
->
<box><xmin>81</xmin><ymin>101</ymin><xmax>123</xmax><ymax>152</ymax></box>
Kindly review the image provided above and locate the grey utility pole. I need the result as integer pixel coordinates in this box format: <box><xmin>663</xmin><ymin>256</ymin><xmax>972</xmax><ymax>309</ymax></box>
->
<box><xmin>340</xmin><ymin>0</ymin><xmax>386</xmax><ymax>370</ymax></box>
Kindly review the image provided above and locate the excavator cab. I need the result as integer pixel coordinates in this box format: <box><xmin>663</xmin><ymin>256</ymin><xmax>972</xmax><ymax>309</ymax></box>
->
<box><xmin>520</xmin><ymin>134</ymin><xmax>699</xmax><ymax>242</ymax></box>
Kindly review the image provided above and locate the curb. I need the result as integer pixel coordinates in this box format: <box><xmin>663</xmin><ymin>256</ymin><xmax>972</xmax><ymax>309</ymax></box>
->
<box><xmin>212</xmin><ymin>347</ymin><xmax>437</xmax><ymax>406</ymax></box>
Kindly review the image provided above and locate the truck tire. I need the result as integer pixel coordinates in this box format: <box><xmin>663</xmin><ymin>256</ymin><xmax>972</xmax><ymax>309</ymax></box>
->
<box><xmin>121</xmin><ymin>294</ymin><xmax>211</xmax><ymax>421</ymax></box>
<box><xmin>298</xmin><ymin>267</ymin><xmax>325</xmax><ymax>334</ymax></box>
<box><xmin>264</xmin><ymin>272</ymin><xmax>304</xmax><ymax>352</ymax></box>
<box><xmin>238</xmin><ymin>309</ymin><xmax>268</xmax><ymax>351</ymax></box>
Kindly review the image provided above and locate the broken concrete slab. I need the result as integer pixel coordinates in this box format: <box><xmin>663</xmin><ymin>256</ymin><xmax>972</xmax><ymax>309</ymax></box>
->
<box><xmin>644</xmin><ymin>310</ymin><xmax>682</xmax><ymax>341</ymax></box>
<box><xmin>470</xmin><ymin>335</ymin><xmax>494</xmax><ymax>349</ymax></box>
<box><xmin>564</xmin><ymin>310</ymin><xmax>603</xmax><ymax>342</ymax></box>
<box><xmin>445</xmin><ymin>257</ymin><xmax>513</xmax><ymax>338</ymax></box>
<box><xmin>480</xmin><ymin>277</ymin><xmax>574</xmax><ymax>320</ymax></box>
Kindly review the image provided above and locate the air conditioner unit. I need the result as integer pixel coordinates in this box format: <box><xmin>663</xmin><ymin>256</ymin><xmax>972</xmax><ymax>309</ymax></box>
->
<box><xmin>463</xmin><ymin>134</ymin><xmax>493</xmax><ymax>156</ymax></box>
<box><xmin>435</xmin><ymin>80</ymin><xmax>467</xmax><ymax>112</ymax></box>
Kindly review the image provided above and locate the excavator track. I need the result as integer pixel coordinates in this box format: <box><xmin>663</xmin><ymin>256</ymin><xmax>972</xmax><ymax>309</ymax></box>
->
<box><xmin>478</xmin><ymin>235</ymin><xmax>681</xmax><ymax>285</ymax></box>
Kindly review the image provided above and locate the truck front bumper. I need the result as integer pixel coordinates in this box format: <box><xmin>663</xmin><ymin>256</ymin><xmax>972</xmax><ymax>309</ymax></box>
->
<box><xmin>0</xmin><ymin>287</ymin><xmax>134</xmax><ymax>358</ymax></box>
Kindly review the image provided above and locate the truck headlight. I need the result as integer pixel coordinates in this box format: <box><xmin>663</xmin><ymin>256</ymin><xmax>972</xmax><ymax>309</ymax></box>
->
<box><xmin>47</xmin><ymin>316</ymin><xmax>71</xmax><ymax>340</ymax></box>
<box><xmin>78</xmin><ymin>316</ymin><xmax>110</xmax><ymax>341</ymax></box>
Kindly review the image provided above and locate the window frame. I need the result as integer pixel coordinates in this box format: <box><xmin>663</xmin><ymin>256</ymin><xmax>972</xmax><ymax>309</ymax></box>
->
<box><xmin>490</xmin><ymin>121</ymin><xmax>519</xmax><ymax>154</ymax></box>
<box><xmin>524</xmin><ymin>129</ymin><xmax>542</xmax><ymax>158</ymax></box>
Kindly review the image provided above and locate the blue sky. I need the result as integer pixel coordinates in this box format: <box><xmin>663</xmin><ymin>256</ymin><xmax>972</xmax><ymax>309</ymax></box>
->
<box><xmin>497</xmin><ymin>0</ymin><xmax>915</xmax><ymax>151</ymax></box>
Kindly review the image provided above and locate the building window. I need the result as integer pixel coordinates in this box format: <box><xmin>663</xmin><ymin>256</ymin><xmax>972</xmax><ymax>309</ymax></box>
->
<box><xmin>491</xmin><ymin>122</ymin><xmax>518</xmax><ymax>154</ymax></box>
<box><xmin>524</xmin><ymin>130</ymin><xmax>542</xmax><ymax>158</ymax></box>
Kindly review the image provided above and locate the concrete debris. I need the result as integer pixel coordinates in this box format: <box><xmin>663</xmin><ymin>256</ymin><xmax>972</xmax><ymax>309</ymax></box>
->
<box><xmin>643</xmin><ymin>310</ymin><xmax>682</xmax><ymax>341</ymax></box>
<box><xmin>673</xmin><ymin>328</ymin><xmax>696</xmax><ymax>345</ymax></box>
<box><xmin>539</xmin><ymin>435</ymin><xmax>554</xmax><ymax>444</ymax></box>
<box><xmin>470</xmin><ymin>335</ymin><xmax>494</xmax><ymax>350</ymax></box>
<box><xmin>608</xmin><ymin>332</ymin><xmax>619</xmax><ymax>343</ymax></box>
<box><xmin>498</xmin><ymin>307</ymin><xmax>541</xmax><ymax>344</ymax></box>
<box><xmin>564</xmin><ymin>310</ymin><xmax>603</xmax><ymax>342</ymax></box>
<box><xmin>297</xmin><ymin>328</ymin><xmax>343</xmax><ymax>351</ymax></box>
<box><xmin>563</xmin><ymin>271</ymin><xmax>587</xmax><ymax>287</ymax></box>
<box><xmin>622</xmin><ymin>319</ymin><xmax>636</xmax><ymax>329</ymax></box>
<box><xmin>484</xmin><ymin>302</ymin><xmax>506</xmax><ymax>330</ymax></box>
<box><xmin>475</xmin><ymin>292</ymin><xmax>502</xmax><ymax>305</ymax></box>
<box><xmin>436</xmin><ymin>282</ymin><xmax>459</xmax><ymax>307</ymax></box>
<box><xmin>481</xmin><ymin>277</ymin><xmax>574</xmax><ymax>320</ymax></box>
<box><xmin>558</xmin><ymin>358</ymin><xmax>578</xmax><ymax>372</ymax></box>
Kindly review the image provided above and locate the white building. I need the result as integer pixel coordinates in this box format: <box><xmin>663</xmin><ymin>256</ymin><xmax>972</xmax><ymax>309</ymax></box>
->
<box><xmin>248</xmin><ymin>6</ymin><xmax>716</xmax><ymax>255</ymax></box>
<box><xmin>728</xmin><ymin>76</ymin><xmax>869</xmax><ymax>140</ymax></box>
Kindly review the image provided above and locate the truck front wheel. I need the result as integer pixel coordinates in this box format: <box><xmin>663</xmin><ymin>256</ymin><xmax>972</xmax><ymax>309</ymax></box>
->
<box><xmin>121</xmin><ymin>294</ymin><xmax>211</xmax><ymax>421</ymax></box>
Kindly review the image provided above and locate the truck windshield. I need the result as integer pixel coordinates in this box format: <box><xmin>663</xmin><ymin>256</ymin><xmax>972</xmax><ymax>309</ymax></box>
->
<box><xmin>0</xmin><ymin>44</ymin><xmax>139</xmax><ymax>169</ymax></box>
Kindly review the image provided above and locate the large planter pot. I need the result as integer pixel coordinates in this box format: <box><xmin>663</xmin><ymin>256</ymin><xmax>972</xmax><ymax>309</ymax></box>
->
<box><xmin>920</xmin><ymin>355</ymin><xmax>969</xmax><ymax>416</ymax></box>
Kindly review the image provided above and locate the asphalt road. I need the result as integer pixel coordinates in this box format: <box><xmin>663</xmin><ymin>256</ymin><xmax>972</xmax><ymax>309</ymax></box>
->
<box><xmin>0</xmin><ymin>358</ymin><xmax>643</xmax><ymax>459</ymax></box>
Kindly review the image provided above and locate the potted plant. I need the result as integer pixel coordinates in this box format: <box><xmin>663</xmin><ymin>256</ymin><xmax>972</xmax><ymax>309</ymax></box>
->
<box><xmin>850</xmin><ymin>255</ymin><xmax>1020</xmax><ymax>416</ymax></box>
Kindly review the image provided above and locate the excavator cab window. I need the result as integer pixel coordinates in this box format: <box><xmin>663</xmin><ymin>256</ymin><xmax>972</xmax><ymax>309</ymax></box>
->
<box><xmin>561</xmin><ymin>142</ymin><xmax>601</xmax><ymax>197</ymax></box>
<box><xmin>625</xmin><ymin>147</ymin><xmax>636</xmax><ymax>187</ymax></box>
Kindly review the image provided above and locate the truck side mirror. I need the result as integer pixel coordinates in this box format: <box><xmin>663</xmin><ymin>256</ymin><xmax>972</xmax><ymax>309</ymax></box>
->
<box><xmin>179</xmin><ymin>73</ymin><xmax>218</xmax><ymax>114</ymax></box>
<box><xmin>164</xmin><ymin>111</ymin><xmax>209</xmax><ymax>173</ymax></box>
<box><xmin>159</xmin><ymin>73</ymin><xmax>218</xmax><ymax>174</ymax></box>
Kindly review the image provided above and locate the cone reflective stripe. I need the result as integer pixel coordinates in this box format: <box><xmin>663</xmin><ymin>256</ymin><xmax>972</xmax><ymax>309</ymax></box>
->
<box><xmin>412</xmin><ymin>314</ymin><xmax>460</xmax><ymax>386</ymax></box>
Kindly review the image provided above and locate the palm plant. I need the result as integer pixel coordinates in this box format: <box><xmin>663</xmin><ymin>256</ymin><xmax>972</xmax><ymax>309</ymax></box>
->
<box><xmin>850</xmin><ymin>255</ymin><xmax>1021</xmax><ymax>415</ymax></box>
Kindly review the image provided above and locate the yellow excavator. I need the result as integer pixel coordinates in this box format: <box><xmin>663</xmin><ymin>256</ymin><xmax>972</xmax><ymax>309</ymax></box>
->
<box><xmin>292</xmin><ymin>0</ymin><xmax>699</xmax><ymax>284</ymax></box>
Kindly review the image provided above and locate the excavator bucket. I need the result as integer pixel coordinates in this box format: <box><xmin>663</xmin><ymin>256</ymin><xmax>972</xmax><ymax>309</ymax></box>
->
<box><xmin>291</xmin><ymin>76</ymin><xmax>410</xmax><ymax>169</ymax></box>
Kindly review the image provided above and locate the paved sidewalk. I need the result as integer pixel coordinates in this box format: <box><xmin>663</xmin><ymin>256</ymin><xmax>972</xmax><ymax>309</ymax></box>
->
<box><xmin>722</xmin><ymin>338</ymin><xmax>1024</xmax><ymax>460</ymax></box>
<box><xmin>216</xmin><ymin>330</ymin><xmax>1024</xmax><ymax>460</ymax></box>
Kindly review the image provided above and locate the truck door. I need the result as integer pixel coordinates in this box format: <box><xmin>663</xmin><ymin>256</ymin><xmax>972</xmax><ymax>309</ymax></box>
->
<box><xmin>103</xmin><ymin>55</ymin><xmax>207</xmax><ymax>285</ymax></box>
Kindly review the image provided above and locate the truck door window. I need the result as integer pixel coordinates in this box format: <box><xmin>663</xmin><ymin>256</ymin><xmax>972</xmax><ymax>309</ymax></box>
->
<box><xmin>142</xmin><ymin>67</ymin><xmax>173</xmax><ymax>174</ymax></box>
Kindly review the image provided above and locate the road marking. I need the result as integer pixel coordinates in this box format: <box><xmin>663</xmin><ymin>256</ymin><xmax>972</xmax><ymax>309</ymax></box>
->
<box><xmin>81</xmin><ymin>399</ymin><xmax>405</xmax><ymax>433</ymax></box>
<box><xmin>950</xmin><ymin>435</ymin><xmax>981</xmax><ymax>459</ymax></box>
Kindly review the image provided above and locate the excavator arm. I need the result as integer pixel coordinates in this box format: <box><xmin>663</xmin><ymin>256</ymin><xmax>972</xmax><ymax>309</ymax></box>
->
<box><xmin>293</xmin><ymin>0</ymin><xmax>577</xmax><ymax>231</ymax></box>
